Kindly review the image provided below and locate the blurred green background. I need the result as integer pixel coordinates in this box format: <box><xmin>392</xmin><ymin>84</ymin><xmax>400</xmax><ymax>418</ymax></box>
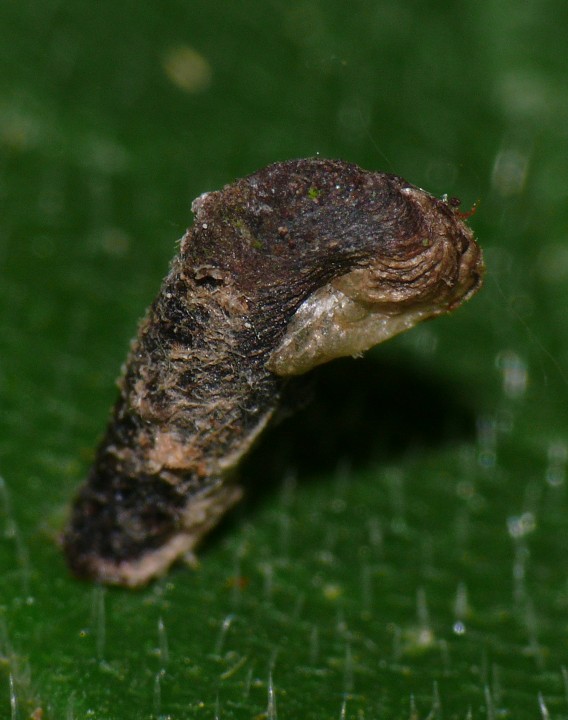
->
<box><xmin>1</xmin><ymin>1</ymin><xmax>568</xmax><ymax>718</ymax></box>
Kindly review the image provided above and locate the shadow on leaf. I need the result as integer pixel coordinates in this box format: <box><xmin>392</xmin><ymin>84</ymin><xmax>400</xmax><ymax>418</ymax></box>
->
<box><xmin>208</xmin><ymin>353</ymin><xmax>477</xmax><ymax>538</ymax></box>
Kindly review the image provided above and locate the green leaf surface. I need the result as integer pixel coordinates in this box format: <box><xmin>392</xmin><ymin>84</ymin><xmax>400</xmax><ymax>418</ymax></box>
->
<box><xmin>1</xmin><ymin>1</ymin><xmax>568</xmax><ymax>718</ymax></box>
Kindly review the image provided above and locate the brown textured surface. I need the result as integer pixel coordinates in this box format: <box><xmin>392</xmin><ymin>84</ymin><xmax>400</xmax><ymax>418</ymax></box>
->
<box><xmin>63</xmin><ymin>158</ymin><xmax>483</xmax><ymax>586</ymax></box>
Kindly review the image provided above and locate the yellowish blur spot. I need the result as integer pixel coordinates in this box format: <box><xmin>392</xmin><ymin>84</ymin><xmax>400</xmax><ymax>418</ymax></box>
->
<box><xmin>322</xmin><ymin>583</ymin><xmax>343</xmax><ymax>601</ymax></box>
<box><xmin>162</xmin><ymin>45</ymin><xmax>212</xmax><ymax>93</ymax></box>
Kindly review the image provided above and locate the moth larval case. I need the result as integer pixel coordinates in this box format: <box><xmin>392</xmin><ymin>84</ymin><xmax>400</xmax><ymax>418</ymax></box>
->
<box><xmin>64</xmin><ymin>157</ymin><xmax>484</xmax><ymax>587</ymax></box>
